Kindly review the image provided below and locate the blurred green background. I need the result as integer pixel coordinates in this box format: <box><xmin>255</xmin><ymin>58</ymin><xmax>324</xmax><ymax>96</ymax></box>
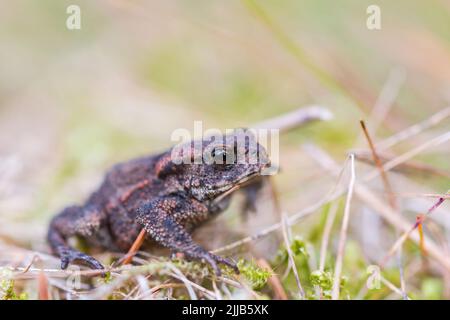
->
<box><xmin>0</xmin><ymin>0</ymin><xmax>449</xmax><ymax>299</ymax></box>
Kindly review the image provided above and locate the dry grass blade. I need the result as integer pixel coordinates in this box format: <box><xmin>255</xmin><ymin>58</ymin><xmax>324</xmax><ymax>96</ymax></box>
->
<box><xmin>137</xmin><ymin>283</ymin><xmax>183</xmax><ymax>299</ymax></box>
<box><xmin>360</xmin><ymin>120</ymin><xmax>407</xmax><ymax>298</ymax></box>
<box><xmin>319</xmin><ymin>201</ymin><xmax>339</xmax><ymax>272</ymax></box>
<box><xmin>281</xmin><ymin>212</ymin><xmax>305</xmax><ymax>299</ymax></box>
<box><xmin>212</xmin><ymin>280</ymin><xmax>223</xmax><ymax>300</ymax></box>
<box><xmin>380</xmin><ymin>276</ymin><xmax>411</xmax><ymax>300</ymax></box>
<box><xmin>123</xmin><ymin>274</ymin><xmax>152</xmax><ymax>300</ymax></box>
<box><xmin>253</xmin><ymin>105</ymin><xmax>333</xmax><ymax>132</ymax></box>
<box><xmin>360</xmin><ymin>120</ymin><xmax>397</xmax><ymax>209</ymax></box>
<box><xmin>364</xmin><ymin>131</ymin><xmax>450</xmax><ymax>182</ymax></box>
<box><xmin>368</xmin><ymin>68</ymin><xmax>405</xmax><ymax>134</ymax></box>
<box><xmin>235</xmin><ymin>275</ymin><xmax>263</xmax><ymax>300</ymax></box>
<box><xmin>135</xmin><ymin>275</ymin><xmax>151</xmax><ymax>300</ymax></box>
<box><xmin>389</xmin><ymin>193</ymin><xmax>450</xmax><ymax>199</ymax></box>
<box><xmin>331</xmin><ymin>154</ymin><xmax>356</xmax><ymax>300</ymax></box>
<box><xmin>167</xmin><ymin>265</ymin><xmax>199</xmax><ymax>300</ymax></box>
<box><xmin>121</xmin><ymin>229</ymin><xmax>146</xmax><ymax>265</ymax></box>
<box><xmin>376</xmin><ymin>106</ymin><xmax>450</xmax><ymax>151</ymax></box>
<box><xmin>308</xmin><ymin>144</ymin><xmax>450</xmax><ymax>272</ymax></box>
<box><xmin>38</xmin><ymin>271</ymin><xmax>49</xmax><ymax>300</ymax></box>
<box><xmin>354</xmin><ymin>151</ymin><xmax>450</xmax><ymax>178</ymax></box>
<box><xmin>380</xmin><ymin>194</ymin><xmax>448</xmax><ymax>268</ymax></box>
<box><xmin>269</xmin><ymin>177</ymin><xmax>305</xmax><ymax>299</ymax></box>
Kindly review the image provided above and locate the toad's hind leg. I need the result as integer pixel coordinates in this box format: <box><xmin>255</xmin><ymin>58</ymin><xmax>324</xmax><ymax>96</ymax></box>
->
<box><xmin>47</xmin><ymin>205</ymin><xmax>106</xmax><ymax>270</ymax></box>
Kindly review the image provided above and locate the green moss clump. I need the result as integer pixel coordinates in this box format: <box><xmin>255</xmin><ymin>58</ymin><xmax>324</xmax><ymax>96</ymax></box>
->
<box><xmin>237</xmin><ymin>260</ymin><xmax>272</xmax><ymax>290</ymax></box>
<box><xmin>0</xmin><ymin>279</ymin><xmax>28</xmax><ymax>300</ymax></box>
<box><xmin>276</xmin><ymin>237</ymin><xmax>309</xmax><ymax>263</ymax></box>
<box><xmin>310</xmin><ymin>270</ymin><xmax>347</xmax><ymax>299</ymax></box>
<box><xmin>310</xmin><ymin>270</ymin><xmax>333</xmax><ymax>291</ymax></box>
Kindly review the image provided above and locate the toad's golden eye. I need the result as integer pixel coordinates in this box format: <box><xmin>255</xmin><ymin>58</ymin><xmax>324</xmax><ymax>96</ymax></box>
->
<box><xmin>211</xmin><ymin>146</ymin><xmax>236</xmax><ymax>167</ymax></box>
<box><xmin>211</xmin><ymin>147</ymin><xmax>227</xmax><ymax>164</ymax></box>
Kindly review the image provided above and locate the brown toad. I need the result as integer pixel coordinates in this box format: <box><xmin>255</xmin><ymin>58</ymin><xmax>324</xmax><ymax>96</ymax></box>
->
<box><xmin>47</xmin><ymin>129</ymin><xmax>270</xmax><ymax>275</ymax></box>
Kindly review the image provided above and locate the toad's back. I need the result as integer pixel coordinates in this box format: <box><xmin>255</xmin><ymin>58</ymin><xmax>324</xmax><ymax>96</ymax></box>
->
<box><xmin>85</xmin><ymin>154</ymin><xmax>167</xmax><ymax>250</ymax></box>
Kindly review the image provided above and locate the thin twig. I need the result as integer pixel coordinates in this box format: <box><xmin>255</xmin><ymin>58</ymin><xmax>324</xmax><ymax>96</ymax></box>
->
<box><xmin>167</xmin><ymin>266</ymin><xmax>198</xmax><ymax>300</ymax></box>
<box><xmin>380</xmin><ymin>276</ymin><xmax>411</xmax><ymax>300</ymax></box>
<box><xmin>253</xmin><ymin>105</ymin><xmax>333</xmax><ymax>132</ymax></box>
<box><xmin>360</xmin><ymin>120</ymin><xmax>407</xmax><ymax>299</ymax></box>
<box><xmin>331</xmin><ymin>154</ymin><xmax>356</xmax><ymax>300</ymax></box>
<box><xmin>360</xmin><ymin>120</ymin><xmax>397</xmax><ymax>210</ymax></box>
<box><xmin>369</xmin><ymin>68</ymin><xmax>405</xmax><ymax>134</ymax></box>
<box><xmin>307</xmin><ymin>144</ymin><xmax>450</xmax><ymax>272</ymax></box>
<box><xmin>354</xmin><ymin>150</ymin><xmax>450</xmax><ymax>179</ymax></box>
<box><xmin>211</xmin><ymin>279</ymin><xmax>223</xmax><ymax>300</ymax></box>
<box><xmin>121</xmin><ymin>229</ymin><xmax>146</xmax><ymax>265</ymax></box>
<box><xmin>355</xmin><ymin>69</ymin><xmax>405</xmax><ymax>147</ymax></box>
<box><xmin>269</xmin><ymin>177</ymin><xmax>305</xmax><ymax>299</ymax></box>
<box><xmin>319</xmin><ymin>201</ymin><xmax>339</xmax><ymax>272</ymax></box>
<box><xmin>138</xmin><ymin>283</ymin><xmax>183</xmax><ymax>300</ymax></box>
<box><xmin>235</xmin><ymin>274</ymin><xmax>263</xmax><ymax>299</ymax></box>
<box><xmin>123</xmin><ymin>274</ymin><xmax>152</xmax><ymax>300</ymax></box>
<box><xmin>388</xmin><ymin>193</ymin><xmax>450</xmax><ymax>199</ymax></box>
<box><xmin>376</xmin><ymin>106</ymin><xmax>450</xmax><ymax>151</ymax></box>
<box><xmin>380</xmin><ymin>194</ymin><xmax>448</xmax><ymax>268</ymax></box>
<box><xmin>281</xmin><ymin>212</ymin><xmax>305</xmax><ymax>299</ymax></box>
<box><xmin>364</xmin><ymin>131</ymin><xmax>450</xmax><ymax>182</ymax></box>
<box><xmin>38</xmin><ymin>271</ymin><xmax>49</xmax><ymax>300</ymax></box>
<box><xmin>317</xmin><ymin>201</ymin><xmax>339</xmax><ymax>299</ymax></box>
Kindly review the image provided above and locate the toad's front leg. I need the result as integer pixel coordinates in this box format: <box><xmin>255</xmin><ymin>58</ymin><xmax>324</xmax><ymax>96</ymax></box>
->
<box><xmin>136</xmin><ymin>197</ymin><xmax>239</xmax><ymax>276</ymax></box>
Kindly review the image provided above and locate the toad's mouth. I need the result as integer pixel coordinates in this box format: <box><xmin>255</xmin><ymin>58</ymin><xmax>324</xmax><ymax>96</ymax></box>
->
<box><xmin>210</xmin><ymin>171</ymin><xmax>261</xmax><ymax>204</ymax></box>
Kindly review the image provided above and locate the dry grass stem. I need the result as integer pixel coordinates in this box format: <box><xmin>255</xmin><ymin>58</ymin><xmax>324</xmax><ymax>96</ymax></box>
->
<box><xmin>360</xmin><ymin>120</ymin><xmax>407</xmax><ymax>298</ymax></box>
<box><xmin>121</xmin><ymin>229</ymin><xmax>147</xmax><ymax>265</ymax></box>
<box><xmin>268</xmin><ymin>177</ymin><xmax>305</xmax><ymax>299</ymax></box>
<box><xmin>38</xmin><ymin>271</ymin><xmax>49</xmax><ymax>300</ymax></box>
<box><xmin>376</xmin><ymin>106</ymin><xmax>450</xmax><ymax>151</ymax></box>
<box><xmin>380</xmin><ymin>194</ymin><xmax>448</xmax><ymax>268</ymax></box>
<box><xmin>319</xmin><ymin>201</ymin><xmax>339</xmax><ymax>272</ymax></box>
<box><xmin>331</xmin><ymin>154</ymin><xmax>356</xmax><ymax>300</ymax></box>
<box><xmin>253</xmin><ymin>105</ymin><xmax>333</xmax><ymax>132</ymax></box>
<box><xmin>354</xmin><ymin>151</ymin><xmax>450</xmax><ymax>178</ymax></box>
<box><xmin>380</xmin><ymin>276</ymin><xmax>411</xmax><ymax>300</ymax></box>
<box><xmin>368</xmin><ymin>68</ymin><xmax>405</xmax><ymax>134</ymax></box>
<box><xmin>281</xmin><ymin>212</ymin><xmax>305</xmax><ymax>299</ymax></box>
<box><xmin>364</xmin><ymin>131</ymin><xmax>450</xmax><ymax>182</ymax></box>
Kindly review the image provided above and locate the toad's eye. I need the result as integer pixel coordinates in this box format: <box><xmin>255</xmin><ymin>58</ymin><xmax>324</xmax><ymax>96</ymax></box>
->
<box><xmin>211</xmin><ymin>147</ymin><xmax>235</xmax><ymax>166</ymax></box>
<box><xmin>211</xmin><ymin>147</ymin><xmax>227</xmax><ymax>164</ymax></box>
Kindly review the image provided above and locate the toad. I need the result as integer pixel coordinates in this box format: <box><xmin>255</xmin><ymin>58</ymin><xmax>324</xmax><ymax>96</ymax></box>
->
<box><xmin>47</xmin><ymin>129</ymin><xmax>270</xmax><ymax>275</ymax></box>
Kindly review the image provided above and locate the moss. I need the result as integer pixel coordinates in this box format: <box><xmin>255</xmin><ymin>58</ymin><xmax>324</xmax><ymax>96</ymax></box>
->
<box><xmin>310</xmin><ymin>270</ymin><xmax>347</xmax><ymax>299</ymax></box>
<box><xmin>0</xmin><ymin>279</ymin><xmax>28</xmax><ymax>300</ymax></box>
<box><xmin>310</xmin><ymin>270</ymin><xmax>332</xmax><ymax>290</ymax></box>
<box><xmin>236</xmin><ymin>259</ymin><xmax>272</xmax><ymax>291</ymax></box>
<box><xmin>276</xmin><ymin>237</ymin><xmax>309</xmax><ymax>263</ymax></box>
